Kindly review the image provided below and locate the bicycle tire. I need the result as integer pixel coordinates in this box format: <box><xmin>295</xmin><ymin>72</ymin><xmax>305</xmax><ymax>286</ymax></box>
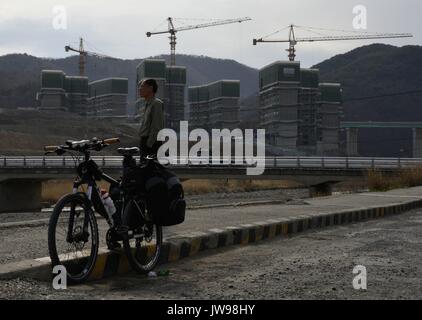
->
<box><xmin>121</xmin><ymin>200</ymin><xmax>163</xmax><ymax>274</ymax></box>
<box><xmin>48</xmin><ymin>193</ymin><xmax>99</xmax><ymax>284</ymax></box>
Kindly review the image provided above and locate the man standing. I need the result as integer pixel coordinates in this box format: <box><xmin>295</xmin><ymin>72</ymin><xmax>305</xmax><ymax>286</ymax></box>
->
<box><xmin>138</xmin><ymin>79</ymin><xmax>165</xmax><ymax>158</ymax></box>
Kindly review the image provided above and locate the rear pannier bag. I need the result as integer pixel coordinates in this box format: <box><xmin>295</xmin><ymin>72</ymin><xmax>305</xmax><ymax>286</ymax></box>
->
<box><xmin>159</xmin><ymin>169</ymin><xmax>186</xmax><ymax>226</ymax></box>
<box><xmin>143</xmin><ymin>161</ymin><xmax>186</xmax><ymax>226</ymax></box>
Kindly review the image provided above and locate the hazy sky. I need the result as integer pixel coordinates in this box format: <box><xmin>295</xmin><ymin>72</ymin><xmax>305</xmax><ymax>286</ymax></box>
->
<box><xmin>0</xmin><ymin>0</ymin><xmax>420</xmax><ymax>68</ymax></box>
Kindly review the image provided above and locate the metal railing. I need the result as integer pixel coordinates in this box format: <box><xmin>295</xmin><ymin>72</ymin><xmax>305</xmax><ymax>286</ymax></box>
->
<box><xmin>1</xmin><ymin>156</ymin><xmax>422</xmax><ymax>170</ymax></box>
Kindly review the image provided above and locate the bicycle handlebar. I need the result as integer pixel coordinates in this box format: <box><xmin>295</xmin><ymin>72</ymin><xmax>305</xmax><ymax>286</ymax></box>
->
<box><xmin>44</xmin><ymin>137</ymin><xmax>120</xmax><ymax>155</ymax></box>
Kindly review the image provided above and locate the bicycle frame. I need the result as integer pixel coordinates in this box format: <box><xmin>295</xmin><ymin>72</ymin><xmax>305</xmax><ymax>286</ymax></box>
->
<box><xmin>66</xmin><ymin>151</ymin><xmax>120</xmax><ymax>242</ymax></box>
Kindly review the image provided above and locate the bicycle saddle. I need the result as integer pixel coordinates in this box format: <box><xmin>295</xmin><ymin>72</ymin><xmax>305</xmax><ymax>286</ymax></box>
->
<box><xmin>117</xmin><ymin>147</ymin><xmax>140</xmax><ymax>156</ymax></box>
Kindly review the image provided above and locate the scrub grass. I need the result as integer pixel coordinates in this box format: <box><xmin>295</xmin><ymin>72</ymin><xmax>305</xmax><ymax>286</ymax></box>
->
<box><xmin>367</xmin><ymin>166</ymin><xmax>422</xmax><ymax>191</ymax></box>
<box><xmin>42</xmin><ymin>179</ymin><xmax>301</xmax><ymax>202</ymax></box>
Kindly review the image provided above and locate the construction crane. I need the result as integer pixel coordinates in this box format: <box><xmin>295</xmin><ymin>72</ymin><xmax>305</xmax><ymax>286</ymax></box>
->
<box><xmin>147</xmin><ymin>17</ymin><xmax>252</xmax><ymax>66</ymax></box>
<box><xmin>65</xmin><ymin>38</ymin><xmax>117</xmax><ymax>76</ymax></box>
<box><xmin>253</xmin><ymin>24</ymin><xmax>413</xmax><ymax>61</ymax></box>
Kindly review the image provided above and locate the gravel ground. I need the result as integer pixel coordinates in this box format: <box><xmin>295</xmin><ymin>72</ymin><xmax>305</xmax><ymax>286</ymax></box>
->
<box><xmin>1</xmin><ymin>208</ymin><xmax>422</xmax><ymax>299</ymax></box>
<box><xmin>0</xmin><ymin>219</ymin><xmax>112</xmax><ymax>265</ymax></box>
<box><xmin>0</xmin><ymin>211</ymin><xmax>52</xmax><ymax>224</ymax></box>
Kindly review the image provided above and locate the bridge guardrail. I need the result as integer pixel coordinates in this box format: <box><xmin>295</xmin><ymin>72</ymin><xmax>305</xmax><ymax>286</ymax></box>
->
<box><xmin>2</xmin><ymin>156</ymin><xmax>422</xmax><ymax>170</ymax></box>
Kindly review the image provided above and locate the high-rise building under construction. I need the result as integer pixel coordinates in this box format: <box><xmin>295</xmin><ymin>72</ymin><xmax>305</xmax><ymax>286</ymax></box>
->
<box><xmin>258</xmin><ymin>60</ymin><xmax>343</xmax><ymax>156</ymax></box>
<box><xmin>165</xmin><ymin>66</ymin><xmax>187</xmax><ymax>131</ymax></box>
<box><xmin>37</xmin><ymin>70</ymin><xmax>68</xmax><ymax>111</ymax></box>
<box><xmin>316</xmin><ymin>83</ymin><xmax>343</xmax><ymax>156</ymax></box>
<box><xmin>188</xmin><ymin>84</ymin><xmax>209</xmax><ymax>131</ymax></box>
<box><xmin>298</xmin><ymin>68</ymin><xmax>320</xmax><ymax>155</ymax></box>
<box><xmin>259</xmin><ymin>61</ymin><xmax>301</xmax><ymax>155</ymax></box>
<box><xmin>135</xmin><ymin>59</ymin><xmax>186</xmax><ymax>130</ymax></box>
<box><xmin>88</xmin><ymin>78</ymin><xmax>128</xmax><ymax>116</ymax></box>
<box><xmin>136</xmin><ymin>59</ymin><xmax>166</xmax><ymax>129</ymax></box>
<box><xmin>37</xmin><ymin>70</ymin><xmax>128</xmax><ymax>116</ymax></box>
<box><xmin>65</xmin><ymin>76</ymin><xmax>89</xmax><ymax>114</ymax></box>
<box><xmin>37</xmin><ymin>70</ymin><xmax>89</xmax><ymax>113</ymax></box>
<box><xmin>188</xmin><ymin>80</ymin><xmax>240</xmax><ymax>132</ymax></box>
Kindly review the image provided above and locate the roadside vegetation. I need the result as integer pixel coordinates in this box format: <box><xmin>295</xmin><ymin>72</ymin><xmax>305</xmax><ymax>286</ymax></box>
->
<box><xmin>182</xmin><ymin>179</ymin><xmax>300</xmax><ymax>195</ymax></box>
<box><xmin>367</xmin><ymin>166</ymin><xmax>422</xmax><ymax>191</ymax></box>
<box><xmin>41</xmin><ymin>179</ymin><xmax>301</xmax><ymax>204</ymax></box>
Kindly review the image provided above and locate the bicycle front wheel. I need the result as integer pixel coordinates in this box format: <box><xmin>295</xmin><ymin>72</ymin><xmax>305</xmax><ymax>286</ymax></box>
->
<box><xmin>48</xmin><ymin>193</ymin><xmax>99</xmax><ymax>284</ymax></box>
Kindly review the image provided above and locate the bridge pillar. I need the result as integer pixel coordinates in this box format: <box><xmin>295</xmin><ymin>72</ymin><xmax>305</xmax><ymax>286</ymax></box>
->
<box><xmin>412</xmin><ymin>128</ymin><xmax>422</xmax><ymax>158</ymax></box>
<box><xmin>309</xmin><ymin>182</ymin><xmax>332</xmax><ymax>197</ymax></box>
<box><xmin>0</xmin><ymin>179</ymin><xmax>42</xmax><ymax>213</ymax></box>
<box><xmin>346</xmin><ymin>128</ymin><xmax>359</xmax><ymax>157</ymax></box>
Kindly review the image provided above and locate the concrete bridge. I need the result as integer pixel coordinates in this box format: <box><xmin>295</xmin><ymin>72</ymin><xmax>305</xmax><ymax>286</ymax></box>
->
<box><xmin>1</xmin><ymin>155</ymin><xmax>420</xmax><ymax>212</ymax></box>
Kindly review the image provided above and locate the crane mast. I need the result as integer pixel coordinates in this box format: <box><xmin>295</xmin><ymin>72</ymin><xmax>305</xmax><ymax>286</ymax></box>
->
<box><xmin>65</xmin><ymin>38</ymin><xmax>117</xmax><ymax>76</ymax></box>
<box><xmin>168</xmin><ymin>18</ymin><xmax>177</xmax><ymax>66</ymax></box>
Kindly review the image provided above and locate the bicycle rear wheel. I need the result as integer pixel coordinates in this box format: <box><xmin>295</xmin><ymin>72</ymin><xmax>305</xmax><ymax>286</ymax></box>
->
<box><xmin>121</xmin><ymin>200</ymin><xmax>162</xmax><ymax>274</ymax></box>
<box><xmin>48</xmin><ymin>193</ymin><xmax>99</xmax><ymax>284</ymax></box>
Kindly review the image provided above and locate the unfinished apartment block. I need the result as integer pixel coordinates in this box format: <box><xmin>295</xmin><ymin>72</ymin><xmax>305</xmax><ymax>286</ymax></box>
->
<box><xmin>136</xmin><ymin>59</ymin><xmax>187</xmax><ymax>130</ymax></box>
<box><xmin>259</xmin><ymin>61</ymin><xmax>300</xmax><ymax>155</ymax></box>
<box><xmin>65</xmin><ymin>76</ymin><xmax>89</xmax><ymax>114</ymax></box>
<box><xmin>298</xmin><ymin>68</ymin><xmax>320</xmax><ymax>155</ymax></box>
<box><xmin>188</xmin><ymin>80</ymin><xmax>240</xmax><ymax>132</ymax></box>
<box><xmin>316</xmin><ymin>83</ymin><xmax>343</xmax><ymax>156</ymax></box>
<box><xmin>88</xmin><ymin>78</ymin><xmax>128</xmax><ymax>116</ymax></box>
<box><xmin>165</xmin><ymin>66</ymin><xmax>187</xmax><ymax>131</ymax></box>
<box><xmin>258</xmin><ymin>61</ymin><xmax>343</xmax><ymax>156</ymax></box>
<box><xmin>37</xmin><ymin>70</ymin><xmax>67</xmax><ymax>110</ymax></box>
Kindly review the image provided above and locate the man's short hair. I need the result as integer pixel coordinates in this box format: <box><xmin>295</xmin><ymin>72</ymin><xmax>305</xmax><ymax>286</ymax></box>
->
<box><xmin>142</xmin><ymin>79</ymin><xmax>158</xmax><ymax>94</ymax></box>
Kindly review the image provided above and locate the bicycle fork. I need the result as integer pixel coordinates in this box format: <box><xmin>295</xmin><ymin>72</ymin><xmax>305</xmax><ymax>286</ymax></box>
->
<box><xmin>66</xmin><ymin>184</ymin><xmax>92</xmax><ymax>243</ymax></box>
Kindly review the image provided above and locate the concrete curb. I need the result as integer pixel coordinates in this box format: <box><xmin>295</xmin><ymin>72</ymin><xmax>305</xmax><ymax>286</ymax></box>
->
<box><xmin>1</xmin><ymin>198</ymin><xmax>422</xmax><ymax>282</ymax></box>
